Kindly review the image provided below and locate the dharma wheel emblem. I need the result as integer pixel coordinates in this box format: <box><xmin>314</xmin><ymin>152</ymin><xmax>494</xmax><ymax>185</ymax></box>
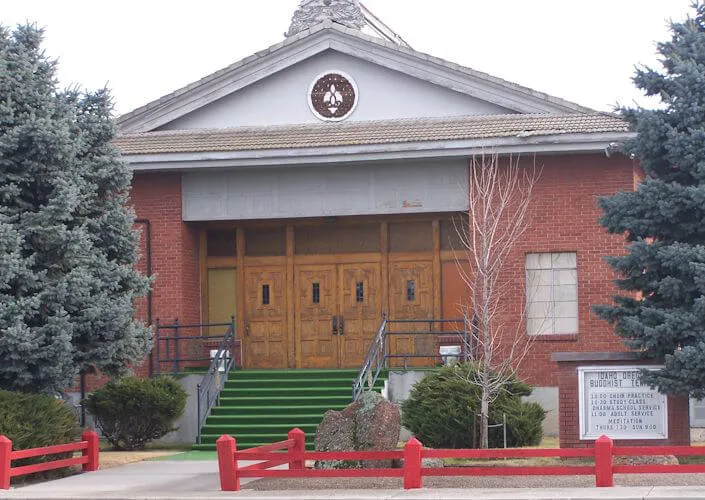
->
<box><xmin>309</xmin><ymin>71</ymin><xmax>358</xmax><ymax>121</ymax></box>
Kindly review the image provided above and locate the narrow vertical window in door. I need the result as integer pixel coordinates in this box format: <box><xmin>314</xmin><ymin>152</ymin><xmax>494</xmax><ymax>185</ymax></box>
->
<box><xmin>262</xmin><ymin>284</ymin><xmax>270</xmax><ymax>305</ymax></box>
<box><xmin>356</xmin><ymin>282</ymin><xmax>364</xmax><ymax>303</ymax></box>
<box><xmin>312</xmin><ymin>283</ymin><xmax>320</xmax><ymax>304</ymax></box>
<box><xmin>406</xmin><ymin>280</ymin><xmax>416</xmax><ymax>301</ymax></box>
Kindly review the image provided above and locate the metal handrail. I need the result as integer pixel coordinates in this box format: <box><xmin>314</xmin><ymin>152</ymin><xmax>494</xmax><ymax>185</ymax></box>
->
<box><xmin>352</xmin><ymin>315</ymin><xmax>388</xmax><ymax>401</ymax></box>
<box><xmin>352</xmin><ymin>317</ymin><xmax>477</xmax><ymax>399</ymax></box>
<box><xmin>196</xmin><ymin>324</ymin><xmax>237</xmax><ymax>444</ymax></box>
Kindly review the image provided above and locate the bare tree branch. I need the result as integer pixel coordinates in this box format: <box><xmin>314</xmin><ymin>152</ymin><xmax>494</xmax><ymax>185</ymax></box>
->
<box><xmin>452</xmin><ymin>152</ymin><xmax>542</xmax><ymax>448</ymax></box>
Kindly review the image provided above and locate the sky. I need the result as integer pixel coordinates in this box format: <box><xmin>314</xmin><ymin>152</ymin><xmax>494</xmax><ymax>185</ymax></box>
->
<box><xmin>0</xmin><ymin>0</ymin><xmax>695</xmax><ymax>116</ymax></box>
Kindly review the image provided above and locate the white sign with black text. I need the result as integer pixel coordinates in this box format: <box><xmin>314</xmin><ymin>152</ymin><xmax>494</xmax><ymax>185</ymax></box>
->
<box><xmin>578</xmin><ymin>366</ymin><xmax>667</xmax><ymax>440</ymax></box>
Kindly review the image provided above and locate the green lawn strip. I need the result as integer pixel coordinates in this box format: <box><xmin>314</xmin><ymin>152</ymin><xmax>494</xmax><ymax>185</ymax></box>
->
<box><xmin>148</xmin><ymin>450</ymin><xmax>218</xmax><ymax>461</ymax></box>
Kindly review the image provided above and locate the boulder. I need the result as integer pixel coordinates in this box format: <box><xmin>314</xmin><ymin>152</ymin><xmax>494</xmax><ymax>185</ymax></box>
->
<box><xmin>315</xmin><ymin>391</ymin><xmax>401</xmax><ymax>469</ymax></box>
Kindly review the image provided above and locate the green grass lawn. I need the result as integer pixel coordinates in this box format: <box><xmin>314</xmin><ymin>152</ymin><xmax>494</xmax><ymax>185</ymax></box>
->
<box><xmin>149</xmin><ymin>450</ymin><xmax>218</xmax><ymax>461</ymax></box>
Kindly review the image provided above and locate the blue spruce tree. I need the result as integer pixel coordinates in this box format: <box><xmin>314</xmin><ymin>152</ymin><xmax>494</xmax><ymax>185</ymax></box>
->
<box><xmin>0</xmin><ymin>25</ymin><xmax>150</xmax><ymax>392</ymax></box>
<box><xmin>596</xmin><ymin>3</ymin><xmax>705</xmax><ymax>397</ymax></box>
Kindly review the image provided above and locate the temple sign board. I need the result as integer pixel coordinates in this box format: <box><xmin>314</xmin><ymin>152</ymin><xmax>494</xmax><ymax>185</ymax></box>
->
<box><xmin>578</xmin><ymin>366</ymin><xmax>667</xmax><ymax>440</ymax></box>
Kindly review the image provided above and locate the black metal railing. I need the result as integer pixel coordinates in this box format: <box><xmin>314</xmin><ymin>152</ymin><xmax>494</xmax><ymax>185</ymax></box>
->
<box><xmin>352</xmin><ymin>317</ymin><xmax>475</xmax><ymax>400</ymax></box>
<box><xmin>196</xmin><ymin>324</ymin><xmax>238</xmax><ymax>444</ymax></box>
<box><xmin>154</xmin><ymin>317</ymin><xmax>239</xmax><ymax>375</ymax></box>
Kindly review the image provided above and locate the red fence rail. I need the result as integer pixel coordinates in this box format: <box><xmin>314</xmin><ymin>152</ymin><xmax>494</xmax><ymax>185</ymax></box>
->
<box><xmin>0</xmin><ymin>430</ymin><xmax>99</xmax><ymax>489</ymax></box>
<box><xmin>216</xmin><ymin>430</ymin><xmax>705</xmax><ymax>491</ymax></box>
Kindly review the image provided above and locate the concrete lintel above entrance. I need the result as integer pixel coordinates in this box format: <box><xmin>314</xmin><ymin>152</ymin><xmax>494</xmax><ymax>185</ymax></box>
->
<box><xmin>182</xmin><ymin>160</ymin><xmax>468</xmax><ymax>222</ymax></box>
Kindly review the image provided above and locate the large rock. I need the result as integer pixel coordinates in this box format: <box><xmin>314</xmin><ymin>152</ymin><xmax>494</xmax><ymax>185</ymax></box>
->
<box><xmin>315</xmin><ymin>391</ymin><xmax>401</xmax><ymax>469</ymax></box>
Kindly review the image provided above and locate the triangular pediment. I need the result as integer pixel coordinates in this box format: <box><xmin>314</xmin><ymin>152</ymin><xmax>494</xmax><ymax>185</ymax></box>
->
<box><xmin>117</xmin><ymin>23</ymin><xmax>593</xmax><ymax>134</ymax></box>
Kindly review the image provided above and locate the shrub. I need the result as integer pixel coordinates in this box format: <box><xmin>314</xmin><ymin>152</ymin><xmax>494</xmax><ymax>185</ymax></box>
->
<box><xmin>83</xmin><ymin>376</ymin><xmax>187</xmax><ymax>450</ymax></box>
<box><xmin>401</xmin><ymin>363</ymin><xmax>545</xmax><ymax>448</ymax></box>
<box><xmin>0</xmin><ymin>390</ymin><xmax>80</xmax><ymax>481</ymax></box>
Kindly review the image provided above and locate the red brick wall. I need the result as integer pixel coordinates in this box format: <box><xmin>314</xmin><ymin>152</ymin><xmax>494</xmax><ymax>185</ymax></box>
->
<box><xmin>556</xmin><ymin>360</ymin><xmax>690</xmax><ymax>448</ymax></box>
<box><xmin>482</xmin><ymin>153</ymin><xmax>636</xmax><ymax>387</ymax></box>
<box><xmin>77</xmin><ymin>172</ymin><xmax>200</xmax><ymax>391</ymax></box>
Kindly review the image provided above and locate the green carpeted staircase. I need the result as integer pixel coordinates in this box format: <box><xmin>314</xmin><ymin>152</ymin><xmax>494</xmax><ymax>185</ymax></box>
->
<box><xmin>193</xmin><ymin>369</ymin><xmax>386</xmax><ymax>450</ymax></box>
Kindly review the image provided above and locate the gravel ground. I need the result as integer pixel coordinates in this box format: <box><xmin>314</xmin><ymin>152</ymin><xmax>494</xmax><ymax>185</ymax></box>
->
<box><xmin>244</xmin><ymin>473</ymin><xmax>705</xmax><ymax>491</ymax></box>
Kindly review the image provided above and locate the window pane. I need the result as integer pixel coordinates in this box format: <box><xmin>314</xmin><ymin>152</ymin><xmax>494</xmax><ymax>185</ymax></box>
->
<box><xmin>527</xmin><ymin>301</ymin><xmax>553</xmax><ymax>319</ymax></box>
<box><xmin>356</xmin><ymin>282</ymin><xmax>364</xmax><ymax>303</ymax></box>
<box><xmin>207</xmin><ymin>230</ymin><xmax>236</xmax><ymax>257</ymax></box>
<box><xmin>526</xmin><ymin>269</ymin><xmax>552</xmax><ymax>287</ymax></box>
<box><xmin>553</xmin><ymin>252</ymin><xmax>576</xmax><ymax>268</ymax></box>
<box><xmin>554</xmin><ymin>269</ymin><xmax>577</xmax><ymax>286</ymax></box>
<box><xmin>527</xmin><ymin>317</ymin><xmax>553</xmax><ymax>335</ymax></box>
<box><xmin>406</xmin><ymin>280</ymin><xmax>416</xmax><ymax>301</ymax></box>
<box><xmin>312</xmin><ymin>283</ymin><xmax>320</xmax><ymax>304</ymax></box>
<box><xmin>262</xmin><ymin>284</ymin><xmax>270</xmax><ymax>305</ymax></box>
<box><xmin>554</xmin><ymin>316</ymin><xmax>578</xmax><ymax>334</ymax></box>
<box><xmin>554</xmin><ymin>300</ymin><xmax>578</xmax><ymax>319</ymax></box>
<box><xmin>555</xmin><ymin>285</ymin><xmax>578</xmax><ymax>301</ymax></box>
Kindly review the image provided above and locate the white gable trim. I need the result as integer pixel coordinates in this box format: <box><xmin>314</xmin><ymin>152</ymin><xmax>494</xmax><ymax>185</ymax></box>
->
<box><xmin>118</xmin><ymin>23</ymin><xmax>592</xmax><ymax>134</ymax></box>
<box><xmin>122</xmin><ymin>131</ymin><xmax>634</xmax><ymax>172</ymax></box>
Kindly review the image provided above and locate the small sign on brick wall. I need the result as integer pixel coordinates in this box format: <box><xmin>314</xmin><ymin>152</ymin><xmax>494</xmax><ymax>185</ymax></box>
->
<box><xmin>578</xmin><ymin>366</ymin><xmax>668</xmax><ymax>440</ymax></box>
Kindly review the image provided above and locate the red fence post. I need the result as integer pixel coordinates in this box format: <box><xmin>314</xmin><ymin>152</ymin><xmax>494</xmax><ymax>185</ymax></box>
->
<box><xmin>595</xmin><ymin>435</ymin><xmax>614</xmax><ymax>487</ymax></box>
<box><xmin>217</xmin><ymin>435</ymin><xmax>239</xmax><ymax>491</ymax></box>
<box><xmin>288</xmin><ymin>428</ymin><xmax>306</xmax><ymax>471</ymax></box>
<box><xmin>82</xmin><ymin>430</ymin><xmax>100</xmax><ymax>472</ymax></box>
<box><xmin>0</xmin><ymin>435</ymin><xmax>10</xmax><ymax>490</ymax></box>
<box><xmin>403</xmin><ymin>437</ymin><xmax>423</xmax><ymax>490</ymax></box>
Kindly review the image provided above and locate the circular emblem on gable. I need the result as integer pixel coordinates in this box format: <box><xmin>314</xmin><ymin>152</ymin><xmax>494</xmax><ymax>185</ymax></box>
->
<box><xmin>308</xmin><ymin>71</ymin><xmax>358</xmax><ymax>121</ymax></box>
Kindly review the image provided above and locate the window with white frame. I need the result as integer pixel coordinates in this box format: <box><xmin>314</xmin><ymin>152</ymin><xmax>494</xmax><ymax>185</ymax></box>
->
<box><xmin>525</xmin><ymin>252</ymin><xmax>578</xmax><ymax>335</ymax></box>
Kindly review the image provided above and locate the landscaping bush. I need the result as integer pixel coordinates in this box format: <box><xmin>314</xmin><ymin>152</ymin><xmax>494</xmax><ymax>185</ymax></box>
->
<box><xmin>401</xmin><ymin>363</ymin><xmax>545</xmax><ymax>448</ymax></box>
<box><xmin>83</xmin><ymin>376</ymin><xmax>187</xmax><ymax>450</ymax></box>
<box><xmin>0</xmin><ymin>390</ymin><xmax>81</xmax><ymax>481</ymax></box>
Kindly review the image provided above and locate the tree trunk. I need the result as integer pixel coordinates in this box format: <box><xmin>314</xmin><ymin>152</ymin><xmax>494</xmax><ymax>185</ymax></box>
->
<box><xmin>480</xmin><ymin>384</ymin><xmax>490</xmax><ymax>449</ymax></box>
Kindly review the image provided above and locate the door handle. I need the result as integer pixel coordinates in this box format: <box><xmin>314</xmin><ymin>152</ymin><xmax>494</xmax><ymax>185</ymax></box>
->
<box><xmin>339</xmin><ymin>316</ymin><xmax>344</xmax><ymax>336</ymax></box>
<box><xmin>332</xmin><ymin>316</ymin><xmax>339</xmax><ymax>336</ymax></box>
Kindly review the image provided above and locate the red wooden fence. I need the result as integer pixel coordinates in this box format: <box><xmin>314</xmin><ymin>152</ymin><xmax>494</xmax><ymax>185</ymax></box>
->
<box><xmin>0</xmin><ymin>430</ymin><xmax>99</xmax><ymax>489</ymax></box>
<box><xmin>216</xmin><ymin>429</ymin><xmax>705</xmax><ymax>491</ymax></box>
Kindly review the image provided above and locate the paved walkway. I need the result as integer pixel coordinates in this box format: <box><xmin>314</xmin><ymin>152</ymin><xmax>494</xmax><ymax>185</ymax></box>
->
<box><xmin>5</xmin><ymin>460</ymin><xmax>705</xmax><ymax>499</ymax></box>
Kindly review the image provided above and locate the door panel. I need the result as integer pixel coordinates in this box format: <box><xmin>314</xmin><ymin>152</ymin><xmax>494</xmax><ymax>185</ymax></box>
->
<box><xmin>338</xmin><ymin>263</ymin><xmax>381</xmax><ymax>368</ymax></box>
<box><xmin>207</xmin><ymin>268</ymin><xmax>236</xmax><ymax>336</ymax></box>
<box><xmin>388</xmin><ymin>261</ymin><xmax>434</xmax><ymax>367</ymax></box>
<box><xmin>296</xmin><ymin>265</ymin><xmax>338</xmax><ymax>368</ymax></box>
<box><xmin>244</xmin><ymin>266</ymin><xmax>287</xmax><ymax>368</ymax></box>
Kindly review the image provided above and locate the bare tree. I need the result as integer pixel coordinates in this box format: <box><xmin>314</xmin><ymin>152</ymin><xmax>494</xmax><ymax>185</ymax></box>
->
<box><xmin>453</xmin><ymin>153</ymin><xmax>541</xmax><ymax>449</ymax></box>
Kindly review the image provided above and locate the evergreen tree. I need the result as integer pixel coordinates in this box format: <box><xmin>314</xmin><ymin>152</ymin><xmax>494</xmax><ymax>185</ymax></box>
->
<box><xmin>0</xmin><ymin>24</ymin><xmax>150</xmax><ymax>393</ymax></box>
<box><xmin>595</xmin><ymin>3</ymin><xmax>705</xmax><ymax>397</ymax></box>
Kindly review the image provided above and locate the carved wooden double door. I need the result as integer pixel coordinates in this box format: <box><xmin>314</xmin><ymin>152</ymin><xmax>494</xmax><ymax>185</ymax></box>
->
<box><xmin>242</xmin><ymin>260</ymin><xmax>435</xmax><ymax>369</ymax></box>
<box><xmin>296</xmin><ymin>263</ymin><xmax>381</xmax><ymax>368</ymax></box>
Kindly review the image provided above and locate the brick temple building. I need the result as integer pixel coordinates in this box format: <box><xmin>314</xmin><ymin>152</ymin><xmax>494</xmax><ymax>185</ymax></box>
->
<box><xmin>109</xmin><ymin>0</ymin><xmax>656</xmax><ymax>443</ymax></box>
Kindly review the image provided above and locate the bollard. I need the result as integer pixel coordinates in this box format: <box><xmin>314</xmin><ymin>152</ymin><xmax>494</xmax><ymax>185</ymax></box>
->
<box><xmin>595</xmin><ymin>435</ymin><xmax>614</xmax><ymax>487</ymax></box>
<box><xmin>288</xmin><ymin>428</ymin><xmax>306</xmax><ymax>470</ymax></box>
<box><xmin>216</xmin><ymin>435</ymin><xmax>239</xmax><ymax>491</ymax></box>
<box><xmin>403</xmin><ymin>437</ymin><xmax>423</xmax><ymax>489</ymax></box>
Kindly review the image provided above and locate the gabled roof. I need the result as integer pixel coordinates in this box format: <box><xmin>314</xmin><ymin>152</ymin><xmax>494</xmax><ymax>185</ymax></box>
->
<box><xmin>115</xmin><ymin>113</ymin><xmax>629</xmax><ymax>155</ymax></box>
<box><xmin>117</xmin><ymin>21</ymin><xmax>594</xmax><ymax>134</ymax></box>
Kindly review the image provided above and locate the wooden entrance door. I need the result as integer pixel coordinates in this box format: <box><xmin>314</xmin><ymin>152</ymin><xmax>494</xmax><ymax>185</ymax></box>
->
<box><xmin>388</xmin><ymin>261</ymin><xmax>434</xmax><ymax>367</ymax></box>
<box><xmin>338</xmin><ymin>263</ymin><xmax>381</xmax><ymax>367</ymax></box>
<box><xmin>243</xmin><ymin>266</ymin><xmax>287</xmax><ymax>368</ymax></box>
<box><xmin>296</xmin><ymin>265</ymin><xmax>339</xmax><ymax>368</ymax></box>
<box><xmin>296</xmin><ymin>262</ymin><xmax>382</xmax><ymax>368</ymax></box>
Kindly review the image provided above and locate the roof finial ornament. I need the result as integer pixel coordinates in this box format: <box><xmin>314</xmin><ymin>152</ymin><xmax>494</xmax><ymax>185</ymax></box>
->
<box><xmin>286</xmin><ymin>0</ymin><xmax>367</xmax><ymax>37</ymax></box>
